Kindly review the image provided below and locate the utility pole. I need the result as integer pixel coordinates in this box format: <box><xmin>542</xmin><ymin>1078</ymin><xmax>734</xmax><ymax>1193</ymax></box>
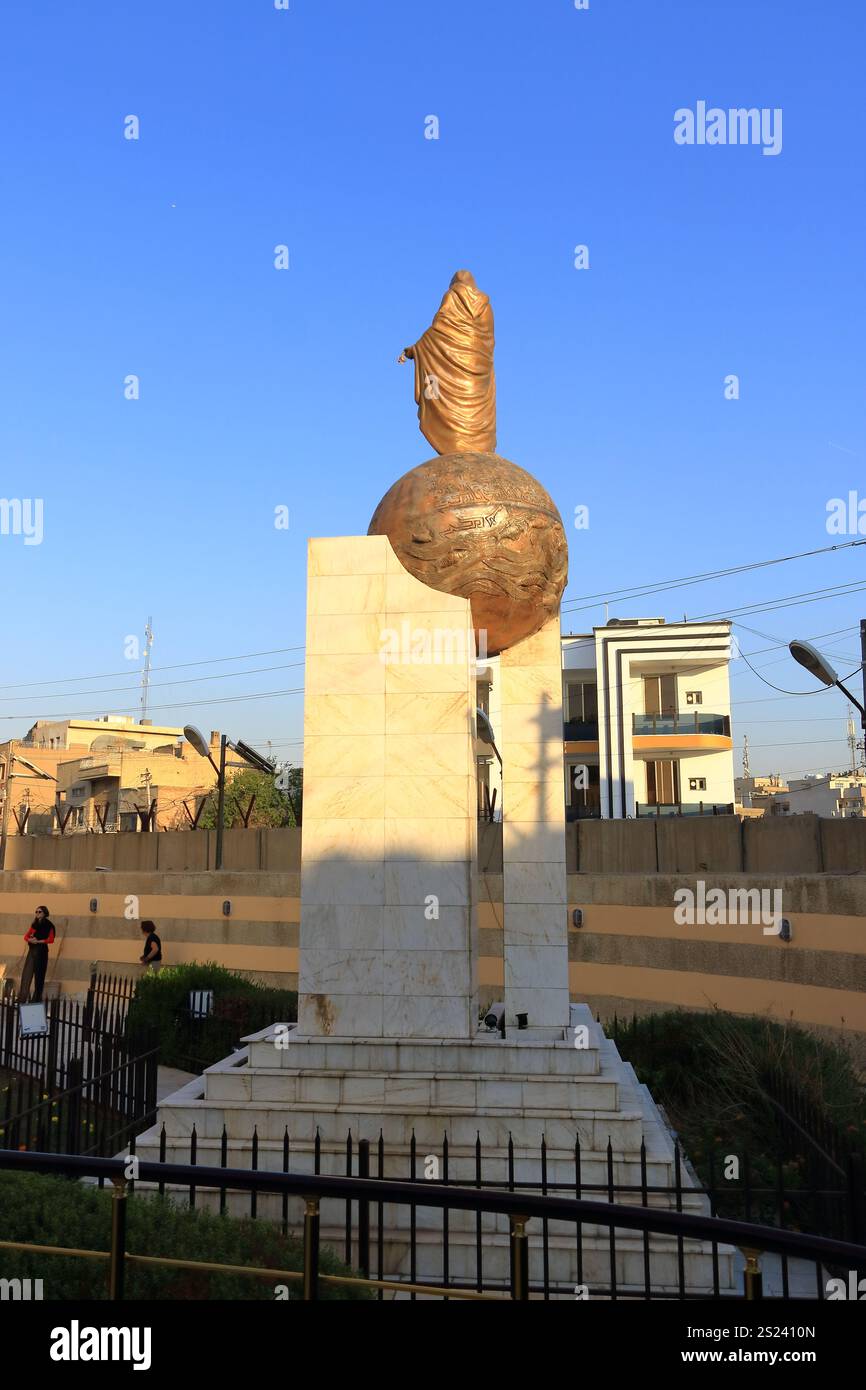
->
<box><xmin>741</xmin><ymin>734</ymin><xmax>751</xmax><ymax>809</ymax></box>
<box><xmin>215</xmin><ymin>735</ymin><xmax>227</xmax><ymax>870</ymax></box>
<box><xmin>847</xmin><ymin>707</ymin><xmax>858</xmax><ymax>774</ymax></box>
<box><xmin>141</xmin><ymin>617</ymin><xmax>154</xmax><ymax>721</ymax></box>
<box><xmin>861</xmin><ymin>619</ymin><xmax>866</xmax><ymax>732</ymax></box>
<box><xmin>0</xmin><ymin>739</ymin><xmax>15</xmax><ymax>863</ymax></box>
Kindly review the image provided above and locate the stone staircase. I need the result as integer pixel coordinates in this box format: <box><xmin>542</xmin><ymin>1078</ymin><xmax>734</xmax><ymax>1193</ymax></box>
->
<box><xmin>132</xmin><ymin>1005</ymin><xmax>736</xmax><ymax>1296</ymax></box>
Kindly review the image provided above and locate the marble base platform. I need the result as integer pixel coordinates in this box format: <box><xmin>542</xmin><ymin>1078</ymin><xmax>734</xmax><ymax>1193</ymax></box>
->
<box><xmin>133</xmin><ymin>1005</ymin><xmax>736</xmax><ymax>1296</ymax></box>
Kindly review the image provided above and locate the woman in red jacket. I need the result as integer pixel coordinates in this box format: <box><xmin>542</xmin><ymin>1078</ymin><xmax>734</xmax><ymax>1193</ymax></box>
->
<box><xmin>19</xmin><ymin>905</ymin><xmax>55</xmax><ymax>1003</ymax></box>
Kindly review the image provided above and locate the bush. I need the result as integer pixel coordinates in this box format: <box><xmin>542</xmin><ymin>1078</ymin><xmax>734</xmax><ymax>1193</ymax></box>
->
<box><xmin>0</xmin><ymin>1170</ymin><xmax>370</xmax><ymax>1299</ymax></box>
<box><xmin>611</xmin><ymin>1009</ymin><xmax>865</xmax><ymax>1145</ymax></box>
<box><xmin>610</xmin><ymin>1009</ymin><xmax>866</xmax><ymax>1228</ymax></box>
<box><xmin>126</xmin><ymin>963</ymin><xmax>297</xmax><ymax>1072</ymax></box>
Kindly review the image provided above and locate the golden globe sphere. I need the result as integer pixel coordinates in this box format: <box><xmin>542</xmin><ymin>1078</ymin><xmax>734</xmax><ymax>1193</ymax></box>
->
<box><xmin>368</xmin><ymin>452</ymin><xmax>568</xmax><ymax>656</ymax></box>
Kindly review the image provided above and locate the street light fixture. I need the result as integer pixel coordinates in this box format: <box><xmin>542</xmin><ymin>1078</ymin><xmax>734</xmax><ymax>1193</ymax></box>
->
<box><xmin>183</xmin><ymin>725</ymin><xmax>274</xmax><ymax>869</ymax></box>
<box><xmin>475</xmin><ymin>708</ymin><xmax>503</xmax><ymax>769</ymax></box>
<box><xmin>789</xmin><ymin>640</ymin><xmax>866</xmax><ymax>729</ymax></box>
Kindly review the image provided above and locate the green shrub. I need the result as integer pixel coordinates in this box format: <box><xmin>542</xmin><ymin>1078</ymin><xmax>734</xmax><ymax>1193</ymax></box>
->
<box><xmin>126</xmin><ymin>963</ymin><xmax>297</xmax><ymax>1072</ymax></box>
<box><xmin>610</xmin><ymin>1009</ymin><xmax>866</xmax><ymax>1227</ymax></box>
<box><xmin>0</xmin><ymin>1170</ymin><xmax>369</xmax><ymax>1300</ymax></box>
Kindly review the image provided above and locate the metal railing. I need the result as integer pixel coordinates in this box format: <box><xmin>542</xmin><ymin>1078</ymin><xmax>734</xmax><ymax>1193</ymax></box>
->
<box><xmin>633</xmin><ymin>712</ymin><xmax>731</xmax><ymax>737</ymax></box>
<box><xmin>0</xmin><ymin>1148</ymin><xmax>864</xmax><ymax>1301</ymax></box>
<box><xmin>635</xmin><ymin>801</ymin><xmax>735</xmax><ymax>817</ymax></box>
<box><xmin>0</xmin><ymin>975</ymin><xmax>156</xmax><ymax>1156</ymax></box>
<box><xmin>564</xmin><ymin>719</ymin><xmax>599</xmax><ymax>741</ymax></box>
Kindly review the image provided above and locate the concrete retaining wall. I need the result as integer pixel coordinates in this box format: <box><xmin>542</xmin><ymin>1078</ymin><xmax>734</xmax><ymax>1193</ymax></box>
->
<box><xmin>0</xmin><ymin>868</ymin><xmax>300</xmax><ymax>994</ymax></box>
<box><xmin>572</xmin><ymin>815</ymin><xmax>866</xmax><ymax>875</ymax></box>
<box><xmin>1</xmin><ymin>827</ymin><xmax>301</xmax><ymax>874</ymax></box>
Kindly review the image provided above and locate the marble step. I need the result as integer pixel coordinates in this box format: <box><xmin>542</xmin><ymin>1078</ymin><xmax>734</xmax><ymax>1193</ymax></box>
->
<box><xmin>245</xmin><ymin>1033</ymin><xmax>603</xmax><ymax>1077</ymax></box>
<box><xmin>202</xmin><ymin>1066</ymin><xmax>620</xmax><ymax>1113</ymax></box>
<box><xmin>143</xmin><ymin>1096</ymin><xmax>648</xmax><ymax>1152</ymax></box>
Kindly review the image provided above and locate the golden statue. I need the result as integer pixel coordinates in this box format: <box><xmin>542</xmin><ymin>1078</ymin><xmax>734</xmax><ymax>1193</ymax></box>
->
<box><xmin>398</xmin><ymin>269</ymin><xmax>496</xmax><ymax>455</ymax></box>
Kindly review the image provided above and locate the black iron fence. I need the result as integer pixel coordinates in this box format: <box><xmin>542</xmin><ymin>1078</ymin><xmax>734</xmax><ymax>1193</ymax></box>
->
<box><xmin>130</xmin><ymin>1119</ymin><xmax>866</xmax><ymax>1299</ymax></box>
<box><xmin>0</xmin><ymin>977</ymin><xmax>157</xmax><ymax>1157</ymax></box>
<box><xmin>1</xmin><ymin>1147</ymin><xmax>865</xmax><ymax>1301</ymax></box>
<box><xmin>1</xmin><ymin>972</ymin><xmax>136</xmax><ymax>1085</ymax></box>
<box><xmin>0</xmin><ymin>1044</ymin><xmax>158</xmax><ymax>1157</ymax></box>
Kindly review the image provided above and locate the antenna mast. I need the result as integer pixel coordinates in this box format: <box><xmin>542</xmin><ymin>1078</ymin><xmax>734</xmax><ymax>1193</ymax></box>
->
<box><xmin>847</xmin><ymin>705</ymin><xmax>858</xmax><ymax>774</ymax></box>
<box><xmin>141</xmin><ymin>617</ymin><xmax>154</xmax><ymax>721</ymax></box>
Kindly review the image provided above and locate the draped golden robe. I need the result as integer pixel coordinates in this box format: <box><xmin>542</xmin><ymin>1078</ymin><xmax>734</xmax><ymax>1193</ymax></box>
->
<box><xmin>409</xmin><ymin>276</ymin><xmax>496</xmax><ymax>455</ymax></box>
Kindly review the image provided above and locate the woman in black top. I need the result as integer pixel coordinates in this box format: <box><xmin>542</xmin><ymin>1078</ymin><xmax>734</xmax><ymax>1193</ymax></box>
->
<box><xmin>139</xmin><ymin>920</ymin><xmax>162</xmax><ymax>971</ymax></box>
<box><xmin>19</xmin><ymin>905</ymin><xmax>56</xmax><ymax>1003</ymax></box>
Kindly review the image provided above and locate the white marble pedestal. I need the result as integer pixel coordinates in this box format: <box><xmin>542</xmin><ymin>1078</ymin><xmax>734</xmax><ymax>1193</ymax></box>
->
<box><xmin>136</xmin><ymin>1004</ymin><xmax>735</xmax><ymax>1296</ymax></box>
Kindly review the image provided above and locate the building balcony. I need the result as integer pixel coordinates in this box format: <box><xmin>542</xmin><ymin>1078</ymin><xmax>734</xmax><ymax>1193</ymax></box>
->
<box><xmin>632</xmin><ymin>711</ymin><xmax>732</xmax><ymax>755</ymax></box>
<box><xmin>632</xmin><ymin>712</ymin><xmax>730</xmax><ymax>736</ymax></box>
<box><xmin>563</xmin><ymin>718</ymin><xmax>599</xmax><ymax>741</ymax></box>
<box><xmin>635</xmin><ymin>801</ymin><xmax>735</xmax><ymax>817</ymax></box>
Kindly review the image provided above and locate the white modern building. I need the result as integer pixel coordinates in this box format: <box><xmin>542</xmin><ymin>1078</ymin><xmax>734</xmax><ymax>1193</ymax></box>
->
<box><xmin>477</xmin><ymin>618</ymin><xmax>735</xmax><ymax>821</ymax></box>
<box><xmin>768</xmin><ymin>771</ymin><xmax>866</xmax><ymax>818</ymax></box>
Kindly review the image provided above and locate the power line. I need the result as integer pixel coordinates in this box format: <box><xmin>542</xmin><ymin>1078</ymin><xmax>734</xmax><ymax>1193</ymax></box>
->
<box><xmin>0</xmin><ymin>645</ymin><xmax>306</xmax><ymax>693</ymax></box>
<box><xmin>562</xmin><ymin>539</ymin><xmax>866</xmax><ymax>613</ymax></box>
<box><xmin>0</xmin><ymin>686</ymin><xmax>306</xmax><ymax>723</ymax></box>
<box><xmin>736</xmin><ymin>649</ymin><xmax>830</xmax><ymax>697</ymax></box>
<box><xmin>744</xmin><ymin>738</ymin><xmax>855</xmax><ymax>750</ymax></box>
<box><xmin>0</xmin><ymin>661</ymin><xmax>306</xmax><ymax>705</ymax></box>
<box><xmin>690</xmin><ymin>579</ymin><xmax>866</xmax><ymax>623</ymax></box>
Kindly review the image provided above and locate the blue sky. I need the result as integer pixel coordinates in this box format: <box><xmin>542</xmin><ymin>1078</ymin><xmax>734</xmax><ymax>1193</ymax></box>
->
<box><xmin>0</xmin><ymin>0</ymin><xmax>863</xmax><ymax>776</ymax></box>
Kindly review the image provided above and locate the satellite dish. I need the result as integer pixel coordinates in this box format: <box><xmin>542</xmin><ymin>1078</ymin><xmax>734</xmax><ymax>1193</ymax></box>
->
<box><xmin>183</xmin><ymin>725</ymin><xmax>212</xmax><ymax>759</ymax></box>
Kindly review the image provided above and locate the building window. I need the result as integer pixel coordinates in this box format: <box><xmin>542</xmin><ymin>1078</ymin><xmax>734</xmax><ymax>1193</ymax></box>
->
<box><xmin>685</xmin><ymin>691</ymin><xmax>703</xmax><ymax>705</ymax></box>
<box><xmin>644</xmin><ymin>675</ymin><xmax>677</xmax><ymax>716</ymax></box>
<box><xmin>564</xmin><ymin>680</ymin><xmax>598</xmax><ymax>731</ymax></box>
<box><xmin>646</xmin><ymin>759</ymin><xmax>680</xmax><ymax>805</ymax></box>
<box><xmin>689</xmin><ymin>777</ymin><xmax>707</xmax><ymax>792</ymax></box>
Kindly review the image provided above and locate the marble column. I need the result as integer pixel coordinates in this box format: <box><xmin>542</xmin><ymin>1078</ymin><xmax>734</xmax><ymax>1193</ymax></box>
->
<box><xmin>499</xmin><ymin>613</ymin><xmax>570</xmax><ymax>1029</ymax></box>
<box><xmin>299</xmin><ymin>535</ymin><xmax>479</xmax><ymax>1039</ymax></box>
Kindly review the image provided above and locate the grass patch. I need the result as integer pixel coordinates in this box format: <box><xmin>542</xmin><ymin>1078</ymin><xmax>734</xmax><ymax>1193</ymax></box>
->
<box><xmin>0</xmin><ymin>1169</ymin><xmax>370</xmax><ymax>1300</ymax></box>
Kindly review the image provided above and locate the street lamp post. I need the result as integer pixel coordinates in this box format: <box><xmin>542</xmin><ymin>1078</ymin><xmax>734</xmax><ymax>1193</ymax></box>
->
<box><xmin>789</xmin><ymin>637</ymin><xmax>866</xmax><ymax>732</ymax></box>
<box><xmin>183</xmin><ymin>725</ymin><xmax>273</xmax><ymax>871</ymax></box>
<box><xmin>215</xmin><ymin>734</ymin><xmax>227</xmax><ymax>872</ymax></box>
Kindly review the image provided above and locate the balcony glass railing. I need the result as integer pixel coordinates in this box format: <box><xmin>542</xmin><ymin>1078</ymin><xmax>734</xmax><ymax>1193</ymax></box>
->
<box><xmin>563</xmin><ymin>719</ymin><xmax>599</xmax><ymax>740</ymax></box>
<box><xmin>632</xmin><ymin>712</ymin><xmax>730</xmax><ymax>737</ymax></box>
<box><xmin>636</xmin><ymin>801</ymin><xmax>734</xmax><ymax>817</ymax></box>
